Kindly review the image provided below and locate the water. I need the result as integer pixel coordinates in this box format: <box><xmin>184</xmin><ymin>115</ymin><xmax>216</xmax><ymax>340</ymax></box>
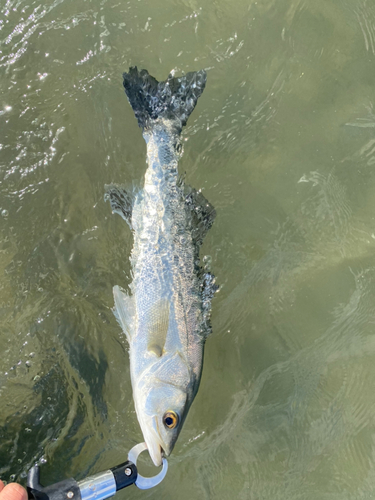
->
<box><xmin>1</xmin><ymin>0</ymin><xmax>375</xmax><ymax>497</ymax></box>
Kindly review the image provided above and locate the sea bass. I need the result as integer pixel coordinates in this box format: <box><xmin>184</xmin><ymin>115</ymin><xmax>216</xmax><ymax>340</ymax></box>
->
<box><xmin>106</xmin><ymin>67</ymin><xmax>216</xmax><ymax>466</ymax></box>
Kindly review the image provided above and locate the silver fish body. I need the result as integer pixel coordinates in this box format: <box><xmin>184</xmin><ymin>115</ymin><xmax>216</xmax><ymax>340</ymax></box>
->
<box><xmin>106</xmin><ymin>67</ymin><xmax>216</xmax><ymax>466</ymax></box>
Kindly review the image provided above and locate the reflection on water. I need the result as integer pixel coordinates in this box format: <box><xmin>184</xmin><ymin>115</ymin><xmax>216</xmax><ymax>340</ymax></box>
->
<box><xmin>2</xmin><ymin>0</ymin><xmax>375</xmax><ymax>498</ymax></box>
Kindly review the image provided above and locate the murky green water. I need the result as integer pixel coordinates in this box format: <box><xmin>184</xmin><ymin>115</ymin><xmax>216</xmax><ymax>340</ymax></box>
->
<box><xmin>2</xmin><ymin>0</ymin><xmax>375</xmax><ymax>497</ymax></box>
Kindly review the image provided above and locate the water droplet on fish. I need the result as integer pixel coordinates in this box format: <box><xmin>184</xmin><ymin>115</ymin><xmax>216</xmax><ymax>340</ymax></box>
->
<box><xmin>1</xmin><ymin>209</ymin><xmax>9</xmax><ymax>217</ymax></box>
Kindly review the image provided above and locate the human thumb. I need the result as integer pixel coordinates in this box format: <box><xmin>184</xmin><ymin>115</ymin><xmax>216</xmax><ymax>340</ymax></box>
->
<box><xmin>0</xmin><ymin>481</ymin><xmax>27</xmax><ymax>500</ymax></box>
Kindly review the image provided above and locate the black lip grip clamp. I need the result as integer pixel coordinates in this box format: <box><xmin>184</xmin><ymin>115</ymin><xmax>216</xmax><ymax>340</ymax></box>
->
<box><xmin>27</xmin><ymin>442</ymin><xmax>168</xmax><ymax>500</ymax></box>
<box><xmin>27</xmin><ymin>461</ymin><xmax>137</xmax><ymax>500</ymax></box>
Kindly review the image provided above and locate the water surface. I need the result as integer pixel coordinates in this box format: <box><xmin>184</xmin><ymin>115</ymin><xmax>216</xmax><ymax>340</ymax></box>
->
<box><xmin>2</xmin><ymin>0</ymin><xmax>375</xmax><ymax>498</ymax></box>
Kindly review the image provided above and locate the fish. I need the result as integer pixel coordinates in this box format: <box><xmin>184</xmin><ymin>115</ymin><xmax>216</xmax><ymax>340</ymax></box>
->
<box><xmin>105</xmin><ymin>67</ymin><xmax>217</xmax><ymax>466</ymax></box>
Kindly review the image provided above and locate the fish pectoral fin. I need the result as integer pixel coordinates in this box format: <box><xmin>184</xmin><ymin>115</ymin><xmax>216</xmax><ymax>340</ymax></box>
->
<box><xmin>148</xmin><ymin>343</ymin><xmax>164</xmax><ymax>358</ymax></box>
<box><xmin>105</xmin><ymin>184</ymin><xmax>134</xmax><ymax>229</ymax></box>
<box><xmin>113</xmin><ymin>285</ymin><xmax>134</xmax><ymax>342</ymax></box>
<box><xmin>183</xmin><ymin>184</ymin><xmax>216</xmax><ymax>247</ymax></box>
<box><xmin>147</xmin><ymin>299</ymin><xmax>170</xmax><ymax>357</ymax></box>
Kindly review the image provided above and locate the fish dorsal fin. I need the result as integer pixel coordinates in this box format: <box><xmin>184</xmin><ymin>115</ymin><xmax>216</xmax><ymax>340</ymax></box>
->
<box><xmin>200</xmin><ymin>272</ymin><xmax>218</xmax><ymax>339</ymax></box>
<box><xmin>183</xmin><ymin>184</ymin><xmax>216</xmax><ymax>247</ymax></box>
<box><xmin>147</xmin><ymin>299</ymin><xmax>170</xmax><ymax>357</ymax></box>
<box><xmin>105</xmin><ymin>184</ymin><xmax>134</xmax><ymax>229</ymax></box>
<box><xmin>113</xmin><ymin>285</ymin><xmax>134</xmax><ymax>343</ymax></box>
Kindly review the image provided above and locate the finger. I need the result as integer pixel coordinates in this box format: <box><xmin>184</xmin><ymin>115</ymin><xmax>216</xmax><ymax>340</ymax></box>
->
<box><xmin>0</xmin><ymin>481</ymin><xmax>5</xmax><ymax>493</ymax></box>
<box><xmin>0</xmin><ymin>483</ymin><xmax>27</xmax><ymax>500</ymax></box>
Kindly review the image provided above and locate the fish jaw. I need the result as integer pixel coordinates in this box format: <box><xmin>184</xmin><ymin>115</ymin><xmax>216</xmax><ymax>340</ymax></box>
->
<box><xmin>133</xmin><ymin>385</ymin><xmax>183</xmax><ymax>466</ymax></box>
<box><xmin>131</xmin><ymin>355</ymin><xmax>192</xmax><ymax>466</ymax></box>
<box><xmin>140</xmin><ymin>415</ymin><xmax>164</xmax><ymax>467</ymax></box>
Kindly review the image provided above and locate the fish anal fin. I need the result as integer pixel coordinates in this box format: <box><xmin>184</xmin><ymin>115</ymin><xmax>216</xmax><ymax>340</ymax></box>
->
<box><xmin>147</xmin><ymin>299</ymin><xmax>170</xmax><ymax>357</ymax></box>
<box><xmin>105</xmin><ymin>184</ymin><xmax>134</xmax><ymax>229</ymax></box>
<box><xmin>184</xmin><ymin>185</ymin><xmax>216</xmax><ymax>246</ymax></box>
<box><xmin>113</xmin><ymin>285</ymin><xmax>134</xmax><ymax>343</ymax></box>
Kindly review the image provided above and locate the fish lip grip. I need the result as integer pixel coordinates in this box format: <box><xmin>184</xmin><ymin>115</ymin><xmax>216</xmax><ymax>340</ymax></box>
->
<box><xmin>127</xmin><ymin>442</ymin><xmax>168</xmax><ymax>490</ymax></box>
<box><xmin>26</xmin><ymin>443</ymin><xmax>167</xmax><ymax>500</ymax></box>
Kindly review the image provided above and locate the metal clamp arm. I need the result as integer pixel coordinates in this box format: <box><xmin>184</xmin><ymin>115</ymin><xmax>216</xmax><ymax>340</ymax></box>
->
<box><xmin>26</xmin><ymin>442</ymin><xmax>168</xmax><ymax>499</ymax></box>
<box><xmin>27</xmin><ymin>461</ymin><xmax>137</xmax><ymax>500</ymax></box>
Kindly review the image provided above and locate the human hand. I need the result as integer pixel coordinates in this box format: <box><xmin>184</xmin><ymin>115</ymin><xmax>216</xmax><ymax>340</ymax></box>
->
<box><xmin>0</xmin><ymin>481</ymin><xmax>27</xmax><ymax>500</ymax></box>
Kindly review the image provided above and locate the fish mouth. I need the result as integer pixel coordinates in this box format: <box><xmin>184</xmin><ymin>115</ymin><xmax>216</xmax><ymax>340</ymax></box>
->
<box><xmin>142</xmin><ymin>416</ymin><xmax>165</xmax><ymax>467</ymax></box>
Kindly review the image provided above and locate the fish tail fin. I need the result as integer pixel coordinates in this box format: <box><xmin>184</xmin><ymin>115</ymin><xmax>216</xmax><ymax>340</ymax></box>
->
<box><xmin>122</xmin><ymin>67</ymin><xmax>207</xmax><ymax>134</ymax></box>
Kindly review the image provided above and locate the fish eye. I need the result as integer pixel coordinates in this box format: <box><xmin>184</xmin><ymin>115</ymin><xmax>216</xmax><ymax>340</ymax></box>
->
<box><xmin>163</xmin><ymin>411</ymin><xmax>179</xmax><ymax>429</ymax></box>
